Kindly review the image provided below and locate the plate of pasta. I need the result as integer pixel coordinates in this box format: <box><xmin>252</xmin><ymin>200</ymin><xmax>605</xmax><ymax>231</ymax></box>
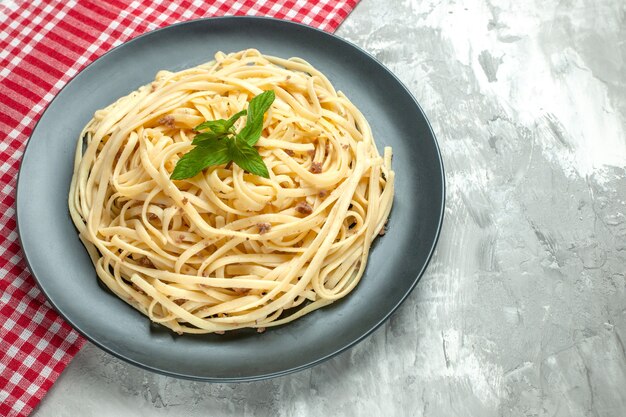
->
<box><xmin>17</xmin><ymin>17</ymin><xmax>444</xmax><ymax>381</ymax></box>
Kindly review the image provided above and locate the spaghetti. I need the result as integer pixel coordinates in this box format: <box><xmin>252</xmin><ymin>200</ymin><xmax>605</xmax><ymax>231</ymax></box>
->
<box><xmin>69</xmin><ymin>49</ymin><xmax>394</xmax><ymax>334</ymax></box>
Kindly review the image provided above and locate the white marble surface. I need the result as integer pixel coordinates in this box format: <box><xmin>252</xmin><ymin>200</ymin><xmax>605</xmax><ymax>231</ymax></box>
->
<box><xmin>33</xmin><ymin>0</ymin><xmax>626</xmax><ymax>416</ymax></box>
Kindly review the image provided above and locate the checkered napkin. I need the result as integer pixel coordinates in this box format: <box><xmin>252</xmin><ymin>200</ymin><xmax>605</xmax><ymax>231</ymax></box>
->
<box><xmin>0</xmin><ymin>1</ymin><xmax>358</xmax><ymax>415</ymax></box>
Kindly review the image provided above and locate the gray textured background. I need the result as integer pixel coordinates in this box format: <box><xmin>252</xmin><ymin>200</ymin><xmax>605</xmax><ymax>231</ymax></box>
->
<box><xmin>33</xmin><ymin>0</ymin><xmax>626</xmax><ymax>415</ymax></box>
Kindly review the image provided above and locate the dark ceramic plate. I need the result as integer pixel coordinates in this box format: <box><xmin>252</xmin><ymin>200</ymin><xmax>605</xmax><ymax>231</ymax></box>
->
<box><xmin>17</xmin><ymin>17</ymin><xmax>444</xmax><ymax>381</ymax></box>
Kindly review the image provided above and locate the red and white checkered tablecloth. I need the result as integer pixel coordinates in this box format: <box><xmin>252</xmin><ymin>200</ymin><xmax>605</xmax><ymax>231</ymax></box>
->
<box><xmin>0</xmin><ymin>1</ymin><xmax>358</xmax><ymax>415</ymax></box>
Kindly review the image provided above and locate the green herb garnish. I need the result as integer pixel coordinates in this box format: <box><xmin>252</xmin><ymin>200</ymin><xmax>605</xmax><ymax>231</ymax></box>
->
<box><xmin>170</xmin><ymin>90</ymin><xmax>275</xmax><ymax>180</ymax></box>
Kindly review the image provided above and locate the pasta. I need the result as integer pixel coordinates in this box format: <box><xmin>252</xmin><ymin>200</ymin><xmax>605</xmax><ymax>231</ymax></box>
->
<box><xmin>68</xmin><ymin>49</ymin><xmax>394</xmax><ymax>334</ymax></box>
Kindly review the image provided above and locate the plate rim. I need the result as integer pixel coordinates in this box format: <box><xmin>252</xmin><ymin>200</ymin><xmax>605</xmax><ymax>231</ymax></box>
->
<box><xmin>16</xmin><ymin>15</ymin><xmax>446</xmax><ymax>382</ymax></box>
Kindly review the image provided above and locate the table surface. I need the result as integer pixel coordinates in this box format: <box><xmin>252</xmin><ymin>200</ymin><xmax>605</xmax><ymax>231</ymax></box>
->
<box><xmin>31</xmin><ymin>0</ymin><xmax>626</xmax><ymax>416</ymax></box>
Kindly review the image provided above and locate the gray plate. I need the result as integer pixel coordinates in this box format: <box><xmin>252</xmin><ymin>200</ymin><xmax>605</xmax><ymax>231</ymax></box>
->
<box><xmin>17</xmin><ymin>17</ymin><xmax>445</xmax><ymax>381</ymax></box>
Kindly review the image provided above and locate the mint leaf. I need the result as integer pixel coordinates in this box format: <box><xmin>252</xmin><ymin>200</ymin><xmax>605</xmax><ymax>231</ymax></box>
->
<box><xmin>239</xmin><ymin>90</ymin><xmax>275</xmax><ymax>146</ymax></box>
<box><xmin>191</xmin><ymin>130</ymin><xmax>221</xmax><ymax>145</ymax></box>
<box><xmin>248</xmin><ymin>90</ymin><xmax>275</xmax><ymax>122</ymax></box>
<box><xmin>192</xmin><ymin>110</ymin><xmax>247</xmax><ymax>145</ymax></box>
<box><xmin>170</xmin><ymin>140</ymin><xmax>230</xmax><ymax>180</ymax></box>
<box><xmin>228</xmin><ymin>137</ymin><xmax>270</xmax><ymax>178</ymax></box>
<box><xmin>226</xmin><ymin>109</ymin><xmax>247</xmax><ymax>124</ymax></box>
<box><xmin>171</xmin><ymin>91</ymin><xmax>274</xmax><ymax>180</ymax></box>
<box><xmin>194</xmin><ymin>110</ymin><xmax>247</xmax><ymax>135</ymax></box>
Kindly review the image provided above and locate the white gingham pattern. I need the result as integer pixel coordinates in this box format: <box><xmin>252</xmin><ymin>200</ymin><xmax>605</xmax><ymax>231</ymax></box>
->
<box><xmin>0</xmin><ymin>1</ymin><xmax>358</xmax><ymax>415</ymax></box>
